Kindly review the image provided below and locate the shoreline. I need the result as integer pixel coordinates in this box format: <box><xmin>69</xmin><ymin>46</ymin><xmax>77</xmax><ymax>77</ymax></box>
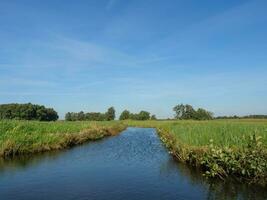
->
<box><xmin>1</xmin><ymin>120</ymin><xmax>267</xmax><ymax>185</ymax></box>
<box><xmin>0</xmin><ymin>122</ymin><xmax>126</xmax><ymax>159</ymax></box>
<box><xmin>156</xmin><ymin>128</ymin><xmax>267</xmax><ymax>186</ymax></box>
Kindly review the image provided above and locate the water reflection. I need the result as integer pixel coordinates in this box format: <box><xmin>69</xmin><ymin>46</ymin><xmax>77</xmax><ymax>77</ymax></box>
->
<box><xmin>160</xmin><ymin>156</ymin><xmax>267</xmax><ymax>200</ymax></box>
<box><xmin>0</xmin><ymin>151</ymin><xmax>62</xmax><ymax>175</ymax></box>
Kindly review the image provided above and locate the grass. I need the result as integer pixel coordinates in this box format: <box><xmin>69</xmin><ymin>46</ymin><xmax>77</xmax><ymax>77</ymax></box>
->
<box><xmin>125</xmin><ymin>119</ymin><xmax>267</xmax><ymax>185</ymax></box>
<box><xmin>0</xmin><ymin>120</ymin><xmax>126</xmax><ymax>158</ymax></box>
<box><xmin>125</xmin><ymin>120</ymin><xmax>267</xmax><ymax>147</ymax></box>
<box><xmin>1</xmin><ymin>119</ymin><xmax>267</xmax><ymax>184</ymax></box>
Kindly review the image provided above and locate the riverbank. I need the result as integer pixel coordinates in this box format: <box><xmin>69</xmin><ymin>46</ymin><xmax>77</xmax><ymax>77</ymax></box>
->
<box><xmin>0</xmin><ymin>120</ymin><xmax>126</xmax><ymax>158</ymax></box>
<box><xmin>125</xmin><ymin>120</ymin><xmax>267</xmax><ymax>185</ymax></box>
<box><xmin>1</xmin><ymin>119</ymin><xmax>267</xmax><ymax>185</ymax></box>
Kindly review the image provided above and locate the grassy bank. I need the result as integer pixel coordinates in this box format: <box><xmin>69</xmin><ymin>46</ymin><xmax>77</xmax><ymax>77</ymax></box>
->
<box><xmin>0</xmin><ymin>120</ymin><xmax>126</xmax><ymax>158</ymax></box>
<box><xmin>1</xmin><ymin>119</ymin><xmax>267</xmax><ymax>184</ymax></box>
<box><xmin>125</xmin><ymin>120</ymin><xmax>267</xmax><ymax>185</ymax></box>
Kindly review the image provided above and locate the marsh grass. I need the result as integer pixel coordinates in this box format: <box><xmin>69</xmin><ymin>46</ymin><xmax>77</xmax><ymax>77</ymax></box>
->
<box><xmin>126</xmin><ymin>119</ymin><xmax>267</xmax><ymax>148</ymax></box>
<box><xmin>125</xmin><ymin>119</ymin><xmax>267</xmax><ymax>184</ymax></box>
<box><xmin>1</xmin><ymin>119</ymin><xmax>267</xmax><ymax>184</ymax></box>
<box><xmin>0</xmin><ymin>120</ymin><xmax>126</xmax><ymax>158</ymax></box>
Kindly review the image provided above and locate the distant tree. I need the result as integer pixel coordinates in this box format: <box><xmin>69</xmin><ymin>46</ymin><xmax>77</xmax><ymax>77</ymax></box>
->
<box><xmin>106</xmin><ymin>107</ymin><xmax>115</xmax><ymax>121</ymax></box>
<box><xmin>173</xmin><ymin>103</ymin><xmax>213</xmax><ymax>120</ymax></box>
<box><xmin>173</xmin><ymin>104</ymin><xmax>185</xmax><ymax>119</ymax></box>
<box><xmin>0</xmin><ymin>103</ymin><xmax>58</xmax><ymax>121</ymax></box>
<box><xmin>129</xmin><ymin>113</ymin><xmax>138</xmax><ymax>120</ymax></box>
<box><xmin>195</xmin><ymin>108</ymin><xmax>213</xmax><ymax>120</ymax></box>
<box><xmin>150</xmin><ymin>115</ymin><xmax>157</xmax><ymax>120</ymax></box>
<box><xmin>183</xmin><ymin>104</ymin><xmax>197</xmax><ymax>119</ymax></box>
<box><xmin>119</xmin><ymin>110</ymin><xmax>130</xmax><ymax>120</ymax></box>
<box><xmin>119</xmin><ymin>110</ymin><xmax>151</xmax><ymax>121</ymax></box>
<box><xmin>138</xmin><ymin>111</ymin><xmax>150</xmax><ymax>120</ymax></box>
<box><xmin>65</xmin><ymin>112</ymin><xmax>72</xmax><ymax>121</ymax></box>
<box><xmin>77</xmin><ymin>111</ymin><xmax>85</xmax><ymax>121</ymax></box>
<box><xmin>45</xmin><ymin>108</ymin><xmax>58</xmax><ymax>121</ymax></box>
<box><xmin>85</xmin><ymin>112</ymin><xmax>105</xmax><ymax>121</ymax></box>
<box><xmin>66</xmin><ymin>107</ymin><xmax>116</xmax><ymax>121</ymax></box>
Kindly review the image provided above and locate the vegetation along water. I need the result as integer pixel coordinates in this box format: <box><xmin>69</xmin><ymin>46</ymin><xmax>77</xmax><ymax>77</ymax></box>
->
<box><xmin>0</xmin><ymin>103</ymin><xmax>267</xmax><ymax>186</ymax></box>
<box><xmin>125</xmin><ymin>120</ymin><xmax>267</xmax><ymax>185</ymax></box>
<box><xmin>1</xmin><ymin>128</ymin><xmax>266</xmax><ymax>200</ymax></box>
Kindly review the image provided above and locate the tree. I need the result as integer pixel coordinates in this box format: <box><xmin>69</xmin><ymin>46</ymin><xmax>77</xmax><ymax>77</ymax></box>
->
<box><xmin>173</xmin><ymin>103</ymin><xmax>213</xmax><ymax>120</ymax></box>
<box><xmin>183</xmin><ymin>104</ymin><xmax>197</xmax><ymax>119</ymax></box>
<box><xmin>106</xmin><ymin>107</ymin><xmax>115</xmax><ymax>121</ymax></box>
<box><xmin>119</xmin><ymin>110</ymin><xmax>151</xmax><ymax>120</ymax></box>
<box><xmin>173</xmin><ymin>104</ymin><xmax>185</xmax><ymax>119</ymax></box>
<box><xmin>77</xmin><ymin>111</ymin><xmax>85</xmax><ymax>121</ymax></box>
<box><xmin>65</xmin><ymin>112</ymin><xmax>72</xmax><ymax>121</ymax></box>
<box><xmin>150</xmin><ymin>115</ymin><xmax>157</xmax><ymax>120</ymax></box>
<box><xmin>138</xmin><ymin>111</ymin><xmax>150</xmax><ymax>120</ymax></box>
<box><xmin>65</xmin><ymin>107</ymin><xmax>116</xmax><ymax>121</ymax></box>
<box><xmin>45</xmin><ymin>108</ymin><xmax>59</xmax><ymax>121</ymax></box>
<box><xmin>195</xmin><ymin>108</ymin><xmax>213</xmax><ymax>120</ymax></box>
<box><xmin>119</xmin><ymin>110</ymin><xmax>130</xmax><ymax>120</ymax></box>
<box><xmin>0</xmin><ymin>103</ymin><xmax>58</xmax><ymax>121</ymax></box>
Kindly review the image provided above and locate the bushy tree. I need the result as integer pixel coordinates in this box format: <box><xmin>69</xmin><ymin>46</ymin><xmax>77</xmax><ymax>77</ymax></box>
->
<box><xmin>183</xmin><ymin>104</ymin><xmax>197</xmax><ymax>119</ymax></box>
<box><xmin>150</xmin><ymin>115</ymin><xmax>157</xmax><ymax>120</ymax></box>
<box><xmin>119</xmin><ymin>110</ymin><xmax>151</xmax><ymax>120</ymax></box>
<box><xmin>84</xmin><ymin>112</ymin><xmax>105</xmax><ymax>121</ymax></box>
<box><xmin>106</xmin><ymin>107</ymin><xmax>115</xmax><ymax>121</ymax></box>
<box><xmin>173</xmin><ymin>103</ymin><xmax>213</xmax><ymax>120</ymax></box>
<box><xmin>173</xmin><ymin>104</ymin><xmax>185</xmax><ymax>119</ymax></box>
<box><xmin>138</xmin><ymin>111</ymin><xmax>150</xmax><ymax>120</ymax></box>
<box><xmin>0</xmin><ymin>103</ymin><xmax>58</xmax><ymax>121</ymax></box>
<box><xmin>76</xmin><ymin>111</ymin><xmax>84</xmax><ymax>121</ymax></box>
<box><xmin>65</xmin><ymin>112</ymin><xmax>72</xmax><ymax>121</ymax></box>
<box><xmin>65</xmin><ymin>107</ymin><xmax>115</xmax><ymax>121</ymax></box>
<box><xmin>195</xmin><ymin>108</ymin><xmax>213</xmax><ymax>120</ymax></box>
<box><xmin>119</xmin><ymin>110</ymin><xmax>130</xmax><ymax>120</ymax></box>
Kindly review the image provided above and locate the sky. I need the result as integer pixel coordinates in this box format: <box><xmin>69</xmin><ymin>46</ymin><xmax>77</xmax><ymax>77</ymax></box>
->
<box><xmin>0</xmin><ymin>0</ymin><xmax>267</xmax><ymax>119</ymax></box>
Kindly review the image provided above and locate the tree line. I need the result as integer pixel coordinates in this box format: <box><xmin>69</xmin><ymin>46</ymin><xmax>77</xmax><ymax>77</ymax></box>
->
<box><xmin>173</xmin><ymin>104</ymin><xmax>213</xmax><ymax>120</ymax></box>
<box><xmin>65</xmin><ymin>107</ymin><xmax>116</xmax><ymax>121</ymax></box>
<box><xmin>119</xmin><ymin>110</ymin><xmax>156</xmax><ymax>120</ymax></box>
<box><xmin>0</xmin><ymin>103</ymin><xmax>58</xmax><ymax>121</ymax></box>
<box><xmin>1</xmin><ymin>102</ymin><xmax>265</xmax><ymax>122</ymax></box>
<box><xmin>65</xmin><ymin>108</ymin><xmax>156</xmax><ymax>121</ymax></box>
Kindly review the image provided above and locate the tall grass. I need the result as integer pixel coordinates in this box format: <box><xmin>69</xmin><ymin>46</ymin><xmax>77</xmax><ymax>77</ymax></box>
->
<box><xmin>0</xmin><ymin>120</ymin><xmax>126</xmax><ymax>158</ymax></box>
<box><xmin>125</xmin><ymin>119</ymin><xmax>267</xmax><ymax>184</ymax></box>
<box><xmin>125</xmin><ymin>119</ymin><xmax>267</xmax><ymax>148</ymax></box>
<box><xmin>1</xmin><ymin>119</ymin><xmax>267</xmax><ymax>184</ymax></box>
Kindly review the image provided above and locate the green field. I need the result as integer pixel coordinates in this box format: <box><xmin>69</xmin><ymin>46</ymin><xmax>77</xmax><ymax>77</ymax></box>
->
<box><xmin>0</xmin><ymin>120</ymin><xmax>126</xmax><ymax>158</ymax></box>
<box><xmin>1</xmin><ymin>119</ymin><xmax>267</xmax><ymax>184</ymax></box>
<box><xmin>125</xmin><ymin>119</ymin><xmax>267</xmax><ymax>147</ymax></box>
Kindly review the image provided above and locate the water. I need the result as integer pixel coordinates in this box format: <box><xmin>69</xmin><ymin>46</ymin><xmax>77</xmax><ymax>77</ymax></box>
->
<box><xmin>0</xmin><ymin>128</ymin><xmax>266</xmax><ymax>200</ymax></box>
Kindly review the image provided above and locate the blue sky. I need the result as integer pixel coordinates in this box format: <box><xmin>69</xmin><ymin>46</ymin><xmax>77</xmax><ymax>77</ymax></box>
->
<box><xmin>1</xmin><ymin>0</ymin><xmax>267</xmax><ymax>119</ymax></box>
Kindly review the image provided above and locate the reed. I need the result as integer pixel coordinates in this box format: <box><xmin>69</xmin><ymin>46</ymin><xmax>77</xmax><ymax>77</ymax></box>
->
<box><xmin>125</xmin><ymin>119</ymin><xmax>267</xmax><ymax>185</ymax></box>
<box><xmin>0</xmin><ymin>120</ymin><xmax>126</xmax><ymax>158</ymax></box>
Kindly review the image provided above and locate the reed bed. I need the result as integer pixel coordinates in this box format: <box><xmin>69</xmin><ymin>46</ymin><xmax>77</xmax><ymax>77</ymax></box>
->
<box><xmin>125</xmin><ymin>119</ymin><xmax>267</xmax><ymax>185</ymax></box>
<box><xmin>0</xmin><ymin>120</ymin><xmax>126</xmax><ymax>158</ymax></box>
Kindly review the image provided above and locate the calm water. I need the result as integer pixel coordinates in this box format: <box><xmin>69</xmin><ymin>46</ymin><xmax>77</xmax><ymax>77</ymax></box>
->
<box><xmin>0</xmin><ymin>128</ymin><xmax>266</xmax><ymax>200</ymax></box>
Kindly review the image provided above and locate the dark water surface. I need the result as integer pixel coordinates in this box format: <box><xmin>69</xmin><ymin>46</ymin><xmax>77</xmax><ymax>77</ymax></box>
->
<box><xmin>0</xmin><ymin>128</ymin><xmax>266</xmax><ymax>200</ymax></box>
